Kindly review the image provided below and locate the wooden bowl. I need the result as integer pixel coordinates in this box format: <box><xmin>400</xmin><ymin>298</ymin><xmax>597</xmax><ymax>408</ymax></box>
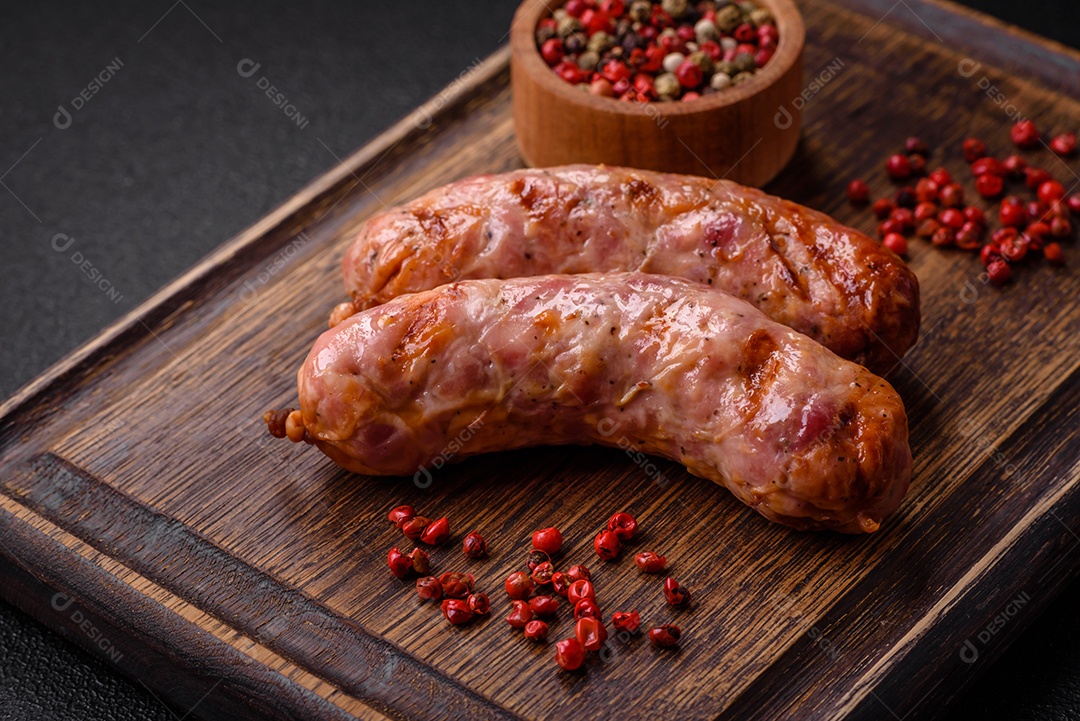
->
<box><xmin>511</xmin><ymin>0</ymin><xmax>805</xmax><ymax>186</ymax></box>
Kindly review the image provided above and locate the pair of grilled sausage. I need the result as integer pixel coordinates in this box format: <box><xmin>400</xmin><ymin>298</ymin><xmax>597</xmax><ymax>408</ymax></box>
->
<box><xmin>271</xmin><ymin>166</ymin><xmax>919</xmax><ymax>533</ymax></box>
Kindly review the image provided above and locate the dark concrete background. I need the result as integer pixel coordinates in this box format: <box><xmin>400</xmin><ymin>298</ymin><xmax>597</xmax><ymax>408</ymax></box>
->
<box><xmin>0</xmin><ymin>2</ymin><xmax>1077</xmax><ymax>719</ymax></box>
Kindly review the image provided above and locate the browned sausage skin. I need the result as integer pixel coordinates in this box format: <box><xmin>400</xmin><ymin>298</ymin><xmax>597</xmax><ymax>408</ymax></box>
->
<box><xmin>290</xmin><ymin>273</ymin><xmax>912</xmax><ymax>533</ymax></box>
<box><xmin>340</xmin><ymin>165</ymin><xmax>920</xmax><ymax>374</ymax></box>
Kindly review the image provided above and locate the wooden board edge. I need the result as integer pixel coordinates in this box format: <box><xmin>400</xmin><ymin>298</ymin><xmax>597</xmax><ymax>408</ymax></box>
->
<box><xmin>0</xmin><ymin>503</ymin><xmax>365</xmax><ymax>721</ymax></box>
<box><xmin>0</xmin><ymin>44</ymin><xmax>512</xmax><ymax>431</ymax></box>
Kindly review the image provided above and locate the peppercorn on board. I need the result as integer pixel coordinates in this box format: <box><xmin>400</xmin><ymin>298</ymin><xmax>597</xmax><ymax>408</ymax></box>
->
<box><xmin>1</xmin><ymin>1</ymin><xmax>1079</xmax><ymax>719</ymax></box>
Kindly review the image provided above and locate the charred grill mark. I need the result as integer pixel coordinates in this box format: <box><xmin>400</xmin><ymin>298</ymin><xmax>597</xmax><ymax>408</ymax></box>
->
<box><xmin>623</xmin><ymin>177</ymin><xmax>659</xmax><ymax>206</ymax></box>
<box><xmin>767</xmin><ymin>234</ymin><xmax>810</xmax><ymax>300</ymax></box>
<box><xmin>741</xmin><ymin>329</ymin><xmax>780</xmax><ymax>416</ymax></box>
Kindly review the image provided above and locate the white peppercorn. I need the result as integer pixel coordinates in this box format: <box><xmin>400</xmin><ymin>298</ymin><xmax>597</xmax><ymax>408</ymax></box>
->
<box><xmin>731</xmin><ymin>71</ymin><xmax>755</xmax><ymax>85</ymax></box>
<box><xmin>662</xmin><ymin>51</ymin><xmax>686</xmax><ymax>74</ymax></box>
<box><xmin>710</xmin><ymin>72</ymin><xmax>732</xmax><ymax>90</ymax></box>
<box><xmin>587</xmin><ymin>31</ymin><xmax>614</xmax><ymax>54</ymax></box>
<box><xmin>694</xmin><ymin>18</ymin><xmax>719</xmax><ymax>43</ymax></box>
<box><xmin>720</xmin><ymin>36</ymin><xmax>737</xmax><ymax>52</ymax></box>
<box><xmin>714</xmin><ymin>5</ymin><xmax>742</xmax><ymax>33</ymax></box>
<box><xmin>662</xmin><ymin>0</ymin><xmax>690</xmax><ymax>20</ymax></box>
<box><xmin>749</xmin><ymin>8</ymin><xmax>774</xmax><ymax>28</ymax></box>
<box><xmin>655</xmin><ymin>72</ymin><xmax>682</xmax><ymax>98</ymax></box>
<box><xmin>688</xmin><ymin>50</ymin><xmax>713</xmax><ymax>74</ymax></box>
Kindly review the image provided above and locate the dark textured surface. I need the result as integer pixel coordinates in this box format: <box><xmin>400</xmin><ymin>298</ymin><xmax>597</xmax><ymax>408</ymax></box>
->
<box><xmin>0</xmin><ymin>2</ymin><xmax>1076</xmax><ymax>720</ymax></box>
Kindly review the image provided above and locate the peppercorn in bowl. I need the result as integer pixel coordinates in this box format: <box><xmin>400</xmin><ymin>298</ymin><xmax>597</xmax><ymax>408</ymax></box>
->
<box><xmin>511</xmin><ymin>0</ymin><xmax>805</xmax><ymax>185</ymax></box>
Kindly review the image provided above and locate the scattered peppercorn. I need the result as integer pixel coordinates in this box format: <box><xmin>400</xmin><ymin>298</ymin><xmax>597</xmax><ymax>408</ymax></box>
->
<box><xmin>420</xmin><ymin>517</ymin><xmax>450</xmax><ymax>546</ymax></box>
<box><xmin>467</xmin><ymin>593</ymin><xmax>491</xmax><ymax>616</ymax></box>
<box><xmin>462</xmin><ymin>531</ymin><xmax>488</xmax><ymax>559</ymax></box>
<box><xmin>1010</xmin><ymin>120</ymin><xmax>1040</xmax><ymax>149</ymax></box>
<box><xmin>387</xmin><ymin>505</ymin><xmax>415</xmax><ymax>528</ymax></box>
<box><xmin>387</xmin><ymin>547</ymin><xmax>413</xmax><ymax>578</ymax></box>
<box><xmin>885</xmin><ymin>154</ymin><xmax>911</xmax><ymax>181</ymax></box>
<box><xmin>524</xmin><ymin>620</ymin><xmax>550</xmax><ymax>641</ymax></box>
<box><xmin>531</xmin><ymin>561</ymin><xmax>556</xmax><ymax>587</ymax></box>
<box><xmin>529</xmin><ymin>595</ymin><xmax>560</xmax><ymax>617</ymax></box>
<box><xmin>440</xmin><ymin>572</ymin><xmax>475</xmax><ymax>599</ymax></box>
<box><xmin>649</xmin><ymin>624</ymin><xmax>682</xmax><ymax>647</ymax></box>
<box><xmin>1050</xmin><ymin>132</ymin><xmax>1077</xmax><ymax>156</ymax></box>
<box><xmin>400</xmin><ymin>516</ymin><xmax>430</xmax><ymax>541</ymax></box>
<box><xmin>612</xmin><ymin>610</ymin><xmax>641</xmax><ymax>633</ymax></box>
<box><xmin>846</xmin><ymin>179</ymin><xmax>871</xmax><ymax>205</ymax></box>
<box><xmin>505</xmin><ymin>571</ymin><xmax>535</xmax><ymax>600</ymax></box>
<box><xmin>441</xmin><ymin>599</ymin><xmax>474</xmax><ymax>625</ymax></box>
<box><xmin>532</xmin><ymin>527</ymin><xmax>563</xmax><ymax>556</ymax></box>
<box><xmin>607</xmin><ymin>512</ymin><xmax>638</xmax><ymax>541</ymax></box>
<box><xmin>634</xmin><ymin>551</ymin><xmax>667</xmax><ymax>572</ymax></box>
<box><xmin>594</xmin><ymin>529</ymin><xmax>621</xmax><ymax>560</ymax></box>
<box><xmin>409</xmin><ymin>548</ymin><xmax>430</xmax><ymax>575</ymax></box>
<box><xmin>416</xmin><ymin>576</ymin><xmax>443</xmax><ymax>601</ymax></box>
<box><xmin>962</xmin><ymin>138</ymin><xmax>987</xmax><ymax>162</ymax></box>
<box><xmin>527</xmin><ymin>549</ymin><xmax>552</xmax><ymax>572</ymax></box>
<box><xmin>663</xmin><ymin>577</ymin><xmax>692</xmax><ymax>608</ymax></box>
<box><xmin>507</xmin><ymin>600</ymin><xmax>533</xmax><ymax>629</ymax></box>
<box><xmin>575</xmin><ymin>616</ymin><xmax>609</xmax><ymax>651</ymax></box>
<box><xmin>574</xmin><ymin>598</ymin><xmax>602</xmax><ymax>621</ymax></box>
<box><xmin>568</xmin><ymin>579</ymin><xmax>597</xmax><ymax>606</ymax></box>
<box><xmin>566</xmin><ymin>565</ymin><xmax>591</xmax><ymax>583</ymax></box>
<box><xmin>551</xmin><ymin>571</ymin><xmax>572</xmax><ymax>596</ymax></box>
<box><xmin>555</xmin><ymin>638</ymin><xmax>586</xmax><ymax>671</ymax></box>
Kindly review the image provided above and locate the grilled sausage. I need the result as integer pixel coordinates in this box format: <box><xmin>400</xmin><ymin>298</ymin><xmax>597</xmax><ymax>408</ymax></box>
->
<box><xmin>286</xmin><ymin>273</ymin><xmax>911</xmax><ymax>533</ymax></box>
<box><xmin>338</xmin><ymin>165</ymin><xmax>920</xmax><ymax>374</ymax></box>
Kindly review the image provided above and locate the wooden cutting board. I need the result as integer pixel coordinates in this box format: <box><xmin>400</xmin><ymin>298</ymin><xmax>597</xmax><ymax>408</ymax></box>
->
<box><xmin>2</xmin><ymin>1</ymin><xmax>1078</xmax><ymax>718</ymax></box>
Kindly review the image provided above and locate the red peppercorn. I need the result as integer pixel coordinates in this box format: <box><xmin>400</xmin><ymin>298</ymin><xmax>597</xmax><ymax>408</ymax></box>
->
<box><xmin>1044</xmin><ymin>242</ymin><xmax>1066</xmax><ymax>266</ymax></box>
<box><xmin>589</xmin><ymin>77</ymin><xmax>615</xmax><ymax>97</ymax></box>
<box><xmin>1025</xmin><ymin>167</ymin><xmax>1052</xmax><ymax>190</ymax></box>
<box><xmin>1010</xmin><ymin>119</ymin><xmax>1040</xmax><ymax>148</ymax></box>
<box><xmin>913</xmin><ymin>201</ymin><xmax>938</xmax><ymax>222</ymax></box>
<box><xmin>612</xmin><ymin>610</ymin><xmax>641</xmax><ymax>634</ymax></box>
<box><xmin>905</xmin><ymin>137</ymin><xmax>929</xmax><ymax>155</ymax></box>
<box><xmin>1038</xmin><ymin>180</ymin><xmax>1067</xmax><ymax>205</ymax></box>
<box><xmin>567</xmin><ymin>579</ymin><xmax>597</xmax><ymax>606</ymax></box>
<box><xmin>674</xmin><ymin>59</ymin><xmax>703</xmax><ymax>89</ymax></box>
<box><xmin>506</xmin><ymin>600</ymin><xmax>532</xmax><ymax>629</ymax></box>
<box><xmin>1026</xmin><ymin>221</ymin><xmax>1051</xmax><ymax>240</ymax></box>
<box><xmin>890</xmin><ymin>207</ymin><xmax>915</xmax><ymax>232</ymax></box>
<box><xmin>505</xmin><ymin>571</ymin><xmax>534</xmax><ymax>600</ymax></box>
<box><xmin>893</xmin><ymin>186</ymin><xmax>917</xmax><ymax>209</ymax></box>
<box><xmin>575</xmin><ymin>616</ymin><xmax>608</xmax><ymax>651</ymax></box>
<box><xmin>916</xmin><ymin>219</ymin><xmax>940</xmax><ymax>239</ymax></box>
<box><xmin>1050</xmin><ymin>132</ymin><xmax>1077</xmax><ymax>156</ymax></box>
<box><xmin>566</xmin><ymin>565</ymin><xmax>591</xmax><ymax>583</ymax></box>
<box><xmin>680</xmin><ymin>91</ymin><xmax>701</xmax><ymax>102</ymax></box>
<box><xmin>963</xmin><ymin>206</ymin><xmax>987</xmax><ymax>227</ymax></box>
<box><xmin>1068</xmin><ymin>195</ymin><xmax>1080</xmax><ymax>215</ymax></box>
<box><xmin>564</xmin><ymin>0</ymin><xmax>587</xmax><ymax>17</ymax></box>
<box><xmin>441</xmin><ymin>599</ymin><xmax>474</xmax><ymax>625</ymax></box>
<box><xmin>931</xmin><ymin>226</ymin><xmax>955</xmax><ymax>247</ymax></box>
<box><xmin>607</xmin><ymin>512</ymin><xmax>638</xmax><ymax>541</ymax></box>
<box><xmin>1027</xmin><ymin>200</ymin><xmax>1049</xmax><ymax>224</ymax></box>
<box><xmin>878</xmin><ymin>218</ymin><xmax>904</xmax><ymax>238</ymax></box>
<box><xmin>387</xmin><ymin>547</ymin><xmax>413</xmax><ymax>578</ymax></box>
<box><xmin>986</xmin><ymin>259</ymin><xmax>1012</xmax><ymax>286</ymax></box>
<box><xmin>524</xmin><ymin>620</ymin><xmax>549</xmax><ymax>641</ymax></box>
<box><xmin>532</xmin><ymin>527</ymin><xmax>563</xmax><ymax>556</ymax></box>
<box><xmin>420</xmin><ymin>517</ymin><xmax>450</xmax><ymax>546</ymax></box>
<box><xmin>526</xmin><ymin>549</ymin><xmax>551</xmax><ymax>572</ymax></box>
<box><xmin>594</xmin><ymin>529</ymin><xmax>621</xmax><ymax>560</ymax></box>
<box><xmin>551</xmin><ymin>572</ymin><xmax>571</xmax><ymax>596</ymax></box>
<box><xmin>599</xmin><ymin>0</ymin><xmax>624</xmax><ymax>17</ymax></box>
<box><xmin>955</xmin><ymin>223</ymin><xmax>983</xmax><ymax>251</ymax></box>
<box><xmin>939</xmin><ymin>184</ymin><xmax>964</xmax><ymax>208</ymax></box>
<box><xmin>980</xmin><ymin>243</ymin><xmax>1003</xmax><ymax>268</ymax></box>
<box><xmin>914</xmin><ymin>179</ymin><xmax>939</xmax><ymax>204</ymax></box>
<box><xmin>649</xmin><ymin>624</ymin><xmax>681</xmax><ymax>648</ymax></box>
<box><xmin>1002</xmin><ymin>154</ymin><xmax>1027</xmax><ymax>178</ymax></box>
<box><xmin>938</xmin><ymin>208</ymin><xmax>965</xmax><ymax>229</ymax></box>
<box><xmin>573</xmin><ymin>598</ymin><xmax>602</xmax><ymax>621</ymax></box>
<box><xmin>529</xmin><ymin>595</ymin><xmax>560</xmax><ymax>617</ymax></box>
<box><xmin>872</xmin><ymin>198</ymin><xmax>895</xmax><ymax>219</ymax></box>
<box><xmin>439</xmin><ymin>572</ymin><xmax>474</xmax><ymax>599</ymax></box>
<box><xmin>1051</xmin><ymin>217</ymin><xmax>1072</xmax><ymax>238</ymax></box>
<box><xmin>554</xmin><ymin>61</ymin><xmax>586</xmax><ymax>85</ymax></box>
<box><xmin>540</xmin><ymin>38</ymin><xmax>564</xmax><ymax>67</ymax></box>
<box><xmin>663</xmin><ymin>577</ymin><xmax>692</xmax><ymax>608</ymax></box>
<box><xmin>416</xmin><ymin>576</ymin><xmax>443</xmax><ymax>601</ymax></box>
<box><xmin>409</xmin><ymin>548</ymin><xmax>430</xmax><ymax>575</ymax></box>
<box><xmin>882</xmin><ymin>233</ymin><xmax>907</xmax><ymax>256</ymax></box>
<box><xmin>732</xmin><ymin>22</ymin><xmax>756</xmax><ymax>42</ymax></box>
<box><xmin>885</xmin><ymin>154</ymin><xmax>911</xmax><ymax>181</ymax></box>
<box><xmin>634</xmin><ymin>551</ymin><xmax>667</xmax><ymax>573</ymax></box>
<box><xmin>531</xmin><ymin>561</ymin><xmax>555</xmax><ymax>586</ymax></box>
<box><xmin>929</xmin><ymin>167</ymin><xmax>953</xmax><ymax>187</ymax></box>
<box><xmin>908</xmin><ymin>154</ymin><xmax>926</xmax><ymax>176</ymax></box>
<box><xmin>970</xmin><ymin>157</ymin><xmax>1005</xmax><ymax>177</ymax></box>
<box><xmin>388</xmin><ymin>505</ymin><xmax>415</xmax><ymax>528</ymax></box>
<box><xmin>999</xmin><ymin>197</ymin><xmax>1026</xmax><ymax>228</ymax></box>
<box><xmin>555</xmin><ymin>638</ymin><xmax>586</xmax><ymax>671</ymax></box>
<box><xmin>401</xmin><ymin>516</ymin><xmax>430</xmax><ymax>540</ymax></box>
<box><xmin>467</xmin><ymin>592</ymin><xmax>491</xmax><ymax>615</ymax></box>
<box><xmin>462</xmin><ymin>531</ymin><xmax>488</xmax><ymax>559</ymax></box>
<box><xmin>974</xmin><ymin>174</ymin><xmax>1003</xmax><ymax>198</ymax></box>
<box><xmin>999</xmin><ymin>233</ymin><xmax>1029</xmax><ymax>262</ymax></box>
<box><xmin>962</xmin><ymin>138</ymin><xmax>987</xmax><ymax>163</ymax></box>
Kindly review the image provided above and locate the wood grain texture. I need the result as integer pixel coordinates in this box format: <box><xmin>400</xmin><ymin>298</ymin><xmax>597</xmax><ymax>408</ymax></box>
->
<box><xmin>510</xmin><ymin>0</ymin><xmax>805</xmax><ymax>185</ymax></box>
<box><xmin>1</xmin><ymin>1</ymin><xmax>1079</xmax><ymax>719</ymax></box>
